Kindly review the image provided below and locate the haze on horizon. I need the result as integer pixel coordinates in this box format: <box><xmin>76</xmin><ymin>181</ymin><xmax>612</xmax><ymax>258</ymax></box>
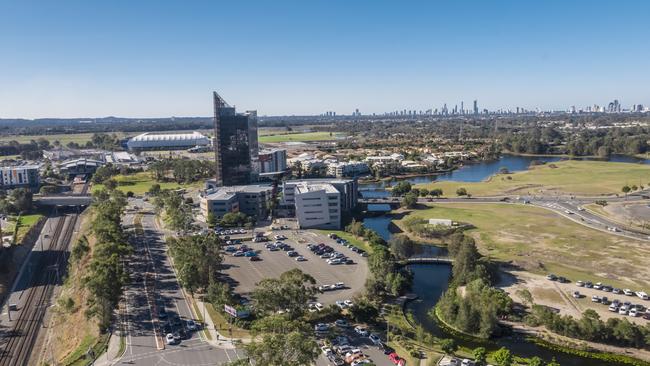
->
<box><xmin>1</xmin><ymin>0</ymin><xmax>649</xmax><ymax>119</ymax></box>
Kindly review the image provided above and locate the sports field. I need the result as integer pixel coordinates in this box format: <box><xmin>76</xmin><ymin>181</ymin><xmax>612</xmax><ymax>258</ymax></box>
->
<box><xmin>258</xmin><ymin>131</ymin><xmax>344</xmax><ymax>143</ymax></box>
<box><xmin>416</xmin><ymin>160</ymin><xmax>650</xmax><ymax>197</ymax></box>
<box><xmin>395</xmin><ymin>203</ymin><xmax>650</xmax><ymax>289</ymax></box>
<box><xmin>91</xmin><ymin>172</ymin><xmax>201</xmax><ymax>195</ymax></box>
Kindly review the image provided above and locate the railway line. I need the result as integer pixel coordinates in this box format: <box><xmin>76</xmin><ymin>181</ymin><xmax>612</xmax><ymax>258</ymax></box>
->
<box><xmin>0</xmin><ymin>211</ymin><xmax>79</xmax><ymax>366</ymax></box>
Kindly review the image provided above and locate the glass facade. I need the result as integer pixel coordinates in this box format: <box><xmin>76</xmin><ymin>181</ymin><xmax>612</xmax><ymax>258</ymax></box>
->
<box><xmin>215</xmin><ymin>107</ymin><xmax>258</xmax><ymax>186</ymax></box>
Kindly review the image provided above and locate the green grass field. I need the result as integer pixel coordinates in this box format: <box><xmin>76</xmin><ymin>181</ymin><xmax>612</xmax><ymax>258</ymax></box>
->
<box><xmin>92</xmin><ymin>172</ymin><xmax>202</xmax><ymax>195</ymax></box>
<box><xmin>416</xmin><ymin>160</ymin><xmax>650</xmax><ymax>197</ymax></box>
<box><xmin>258</xmin><ymin>131</ymin><xmax>343</xmax><ymax>143</ymax></box>
<box><xmin>395</xmin><ymin>203</ymin><xmax>650</xmax><ymax>289</ymax></box>
<box><xmin>16</xmin><ymin>214</ymin><xmax>43</xmax><ymax>242</ymax></box>
<box><xmin>0</xmin><ymin>132</ymin><xmax>126</xmax><ymax>145</ymax></box>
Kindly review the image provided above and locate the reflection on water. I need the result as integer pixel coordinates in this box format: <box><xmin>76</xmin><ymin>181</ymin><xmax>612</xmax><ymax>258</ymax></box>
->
<box><xmin>362</xmin><ymin>212</ymin><xmax>627</xmax><ymax>365</ymax></box>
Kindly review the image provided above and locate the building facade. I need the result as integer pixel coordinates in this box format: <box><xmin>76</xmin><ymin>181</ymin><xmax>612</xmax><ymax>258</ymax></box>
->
<box><xmin>258</xmin><ymin>149</ymin><xmax>287</xmax><ymax>174</ymax></box>
<box><xmin>200</xmin><ymin>184</ymin><xmax>273</xmax><ymax>221</ymax></box>
<box><xmin>212</xmin><ymin>92</ymin><xmax>258</xmax><ymax>186</ymax></box>
<box><xmin>0</xmin><ymin>166</ymin><xmax>40</xmax><ymax>190</ymax></box>
<box><xmin>281</xmin><ymin>178</ymin><xmax>358</xmax><ymax>229</ymax></box>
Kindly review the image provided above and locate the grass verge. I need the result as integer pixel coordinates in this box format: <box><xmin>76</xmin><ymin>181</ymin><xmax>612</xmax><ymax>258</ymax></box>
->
<box><xmin>189</xmin><ymin>297</ymin><xmax>212</xmax><ymax>341</ymax></box>
<box><xmin>205</xmin><ymin>303</ymin><xmax>250</xmax><ymax>339</ymax></box>
<box><xmin>315</xmin><ymin>229</ymin><xmax>374</xmax><ymax>253</ymax></box>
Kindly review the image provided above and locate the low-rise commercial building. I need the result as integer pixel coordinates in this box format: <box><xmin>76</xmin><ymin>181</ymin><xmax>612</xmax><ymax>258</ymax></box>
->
<box><xmin>0</xmin><ymin>165</ymin><xmax>40</xmax><ymax>190</ymax></box>
<box><xmin>281</xmin><ymin>178</ymin><xmax>358</xmax><ymax>229</ymax></box>
<box><xmin>200</xmin><ymin>184</ymin><xmax>273</xmax><ymax>221</ymax></box>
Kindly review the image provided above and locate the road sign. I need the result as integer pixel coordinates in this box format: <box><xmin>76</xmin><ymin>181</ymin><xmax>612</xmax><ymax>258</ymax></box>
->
<box><xmin>224</xmin><ymin>304</ymin><xmax>237</xmax><ymax>317</ymax></box>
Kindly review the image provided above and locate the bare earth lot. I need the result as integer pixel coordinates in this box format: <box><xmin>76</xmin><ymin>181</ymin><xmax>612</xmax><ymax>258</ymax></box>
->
<box><xmin>221</xmin><ymin>229</ymin><xmax>368</xmax><ymax>305</ymax></box>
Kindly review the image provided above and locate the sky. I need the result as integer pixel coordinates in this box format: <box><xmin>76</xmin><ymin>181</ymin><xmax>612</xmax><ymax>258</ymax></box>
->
<box><xmin>1</xmin><ymin>0</ymin><xmax>649</xmax><ymax>119</ymax></box>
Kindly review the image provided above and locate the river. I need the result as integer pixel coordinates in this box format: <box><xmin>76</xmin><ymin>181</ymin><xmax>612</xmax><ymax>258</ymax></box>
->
<box><xmin>360</xmin><ymin>154</ymin><xmax>647</xmax><ymax>365</ymax></box>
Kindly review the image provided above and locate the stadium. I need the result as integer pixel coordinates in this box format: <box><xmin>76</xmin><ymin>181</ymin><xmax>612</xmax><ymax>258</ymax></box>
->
<box><xmin>126</xmin><ymin>131</ymin><xmax>210</xmax><ymax>151</ymax></box>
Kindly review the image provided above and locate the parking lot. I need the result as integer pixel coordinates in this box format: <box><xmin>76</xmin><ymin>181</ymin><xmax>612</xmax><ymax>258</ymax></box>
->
<box><xmin>313</xmin><ymin>322</ymin><xmax>402</xmax><ymax>366</ymax></box>
<box><xmin>221</xmin><ymin>229</ymin><xmax>369</xmax><ymax>305</ymax></box>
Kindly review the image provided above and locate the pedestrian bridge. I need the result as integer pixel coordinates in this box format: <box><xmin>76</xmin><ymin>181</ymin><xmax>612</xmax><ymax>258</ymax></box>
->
<box><xmin>34</xmin><ymin>195</ymin><xmax>93</xmax><ymax>207</ymax></box>
<box><xmin>405</xmin><ymin>257</ymin><xmax>453</xmax><ymax>264</ymax></box>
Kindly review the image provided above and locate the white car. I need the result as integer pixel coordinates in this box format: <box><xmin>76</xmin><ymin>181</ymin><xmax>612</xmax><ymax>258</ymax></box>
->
<box><xmin>593</xmin><ymin>282</ymin><xmax>603</xmax><ymax>290</ymax></box>
<box><xmin>636</xmin><ymin>291</ymin><xmax>649</xmax><ymax>300</ymax></box>
<box><xmin>629</xmin><ymin>308</ymin><xmax>639</xmax><ymax>317</ymax></box>
<box><xmin>619</xmin><ymin>307</ymin><xmax>628</xmax><ymax>315</ymax></box>
<box><xmin>368</xmin><ymin>334</ymin><xmax>382</xmax><ymax>345</ymax></box>
<box><xmin>165</xmin><ymin>333</ymin><xmax>177</xmax><ymax>345</ymax></box>
<box><xmin>335</xmin><ymin>300</ymin><xmax>347</xmax><ymax>309</ymax></box>
<box><xmin>624</xmin><ymin>289</ymin><xmax>634</xmax><ymax>296</ymax></box>
<box><xmin>344</xmin><ymin>299</ymin><xmax>354</xmax><ymax>307</ymax></box>
<box><xmin>334</xmin><ymin>282</ymin><xmax>345</xmax><ymax>289</ymax></box>
<box><xmin>352</xmin><ymin>359</ymin><xmax>372</xmax><ymax>366</ymax></box>
<box><xmin>295</xmin><ymin>256</ymin><xmax>306</xmax><ymax>261</ymax></box>
<box><xmin>354</xmin><ymin>326</ymin><xmax>369</xmax><ymax>336</ymax></box>
<box><xmin>321</xmin><ymin>346</ymin><xmax>333</xmax><ymax>356</ymax></box>
<box><xmin>315</xmin><ymin>303</ymin><xmax>324</xmax><ymax>311</ymax></box>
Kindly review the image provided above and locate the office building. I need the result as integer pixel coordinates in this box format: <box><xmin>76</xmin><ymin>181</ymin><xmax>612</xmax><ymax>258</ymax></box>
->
<box><xmin>200</xmin><ymin>184</ymin><xmax>273</xmax><ymax>220</ymax></box>
<box><xmin>126</xmin><ymin>131</ymin><xmax>209</xmax><ymax>151</ymax></box>
<box><xmin>473</xmin><ymin>100</ymin><xmax>478</xmax><ymax>115</ymax></box>
<box><xmin>212</xmin><ymin>92</ymin><xmax>259</xmax><ymax>186</ymax></box>
<box><xmin>0</xmin><ymin>165</ymin><xmax>40</xmax><ymax>190</ymax></box>
<box><xmin>258</xmin><ymin>148</ymin><xmax>288</xmax><ymax>174</ymax></box>
<box><xmin>280</xmin><ymin>178</ymin><xmax>358</xmax><ymax>229</ymax></box>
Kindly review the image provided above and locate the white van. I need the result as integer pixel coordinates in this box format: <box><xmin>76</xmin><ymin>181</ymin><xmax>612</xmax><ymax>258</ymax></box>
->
<box><xmin>636</xmin><ymin>291</ymin><xmax>649</xmax><ymax>300</ymax></box>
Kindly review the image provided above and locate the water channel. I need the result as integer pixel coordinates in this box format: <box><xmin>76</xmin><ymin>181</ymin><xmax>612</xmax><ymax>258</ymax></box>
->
<box><xmin>360</xmin><ymin>154</ymin><xmax>648</xmax><ymax>365</ymax></box>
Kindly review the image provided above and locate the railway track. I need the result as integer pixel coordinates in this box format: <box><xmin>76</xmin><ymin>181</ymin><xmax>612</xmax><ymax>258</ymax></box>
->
<box><xmin>0</xmin><ymin>211</ymin><xmax>78</xmax><ymax>366</ymax></box>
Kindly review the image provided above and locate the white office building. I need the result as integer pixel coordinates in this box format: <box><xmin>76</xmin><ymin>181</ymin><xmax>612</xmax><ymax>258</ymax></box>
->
<box><xmin>258</xmin><ymin>149</ymin><xmax>287</xmax><ymax>174</ymax></box>
<box><xmin>281</xmin><ymin>178</ymin><xmax>358</xmax><ymax>229</ymax></box>
<box><xmin>327</xmin><ymin>161</ymin><xmax>370</xmax><ymax>178</ymax></box>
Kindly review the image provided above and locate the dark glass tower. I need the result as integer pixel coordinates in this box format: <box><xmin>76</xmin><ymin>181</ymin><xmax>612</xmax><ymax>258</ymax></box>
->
<box><xmin>213</xmin><ymin>92</ymin><xmax>258</xmax><ymax>186</ymax></box>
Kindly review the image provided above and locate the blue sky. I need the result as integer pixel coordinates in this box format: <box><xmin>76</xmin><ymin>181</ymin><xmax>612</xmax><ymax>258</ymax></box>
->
<box><xmin>1</xmin><ymin>0</ymin><xmax>649</xmax><ymax>118</ymax></box>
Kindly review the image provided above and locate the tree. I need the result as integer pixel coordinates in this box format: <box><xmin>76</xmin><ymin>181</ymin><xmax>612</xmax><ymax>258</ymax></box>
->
<box><xmin>251</xmin><ymin>269</ymin><xmax>317</xmax><ymax>318</ymax></box>
<box><xmin>207</xmin><ymin>212</ymin><xmax>218</xmax><ymax>229</ymax></box>
<box><xmin>516</xmin><ymin>288</ymin><xmax>534</xmax><ymax>306</ymax></box>
<box><xmin>11</xmin><ymin>188</ymin><xmax>33</xmax><ymax>213</ymax></box>
<box><xmin>245</xmin><ymin>315</ymin><xmax>319</xmax><ymax>366</ymax></box>
<box><xmin>104</xmin><ymin>179</ymin><xmax>118</xmax><ymax>191</ymax></box>
<box><xmin>440</xmin><ymin>338</ymin><xmax>456</xmax><ymax>355</ymax></box>
<box><xmin>389</xmin><ymin>235</ymin><xmax>416</xmax><ymax>260</ymax></box>
<box><xmin>456</xmin><ymin>187</ymin><xmax>468</xmax><ymax>197</ymax></box>
<box><xmin>492</xmin><ymin>347</ymin><xmax>513</xmax><ymax>366</ymax></box>
<box><xmin>622</xmin><ymin>185</ymin><xmax>631</xmax><ymax>196</ymax></box>
<box><xmin>546</xmin><ymin>358</ymin><xmax>561</xmax><ymax>366</ymax></box>
<box><xmin>429</xmin><ymin>188</ymin><xmax>443</xmax><ymax>197</ymax></box>
<box><xmin>391</xmin><ymin>181</ymin><xmax>412</xmax><ymax>196</ymax></box>
<box><xmin>148</xmin><ymin>183</ymin><xmax>161</xmax><ymax>196</ymax></box>
<box><xmin>401</xmin><ymin>192</ymin><xmax>418</xmax><ymax>209</ymax></box>
<box><xmin>473</xmin><ymin>347</ymin><xmax>487</xmax><ymax>366</ymax></box>
<box><xmin>528</xmin><ymin>356</ymin><xmax>543</xmax><ymax>366</ymax></box>
<box><xmin>419</xmin><ymin>188</ymin><xmax>429</xmax><ymax>197</ymax></box>
<box><xmin>220</xmin><ymin>212</ymin><xmax>249</xmax><ymax>227</ymax></box>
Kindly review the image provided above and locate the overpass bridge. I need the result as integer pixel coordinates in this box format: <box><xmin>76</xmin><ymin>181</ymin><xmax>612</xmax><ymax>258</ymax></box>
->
<box><xmin>34</xmin><ymin>195</ymin><xmax>93</xmax><ymax>207</ymax></box>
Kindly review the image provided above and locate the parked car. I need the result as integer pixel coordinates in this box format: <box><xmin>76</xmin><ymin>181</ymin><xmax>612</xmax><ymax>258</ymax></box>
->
<box><xmin>354</xmin><ymin>326</ymin><xmax>369</xmax><ymax>336</ymax></box>
<box><xmin>576</xmin><ymin>280</ymin><xmax>585</xmax><ymax>287</ymax></box>
<box><xmin>613</xmin><ymin>288</ymin><xmax>622</xmax><ymax>294</ymax></box>
<box><xmin>186</xmin><ymin>320</ymin><xmax>197</xmax><ymax>331</ymax></box>
<box><xmin>165</xmin><ymin>333</ymin><xmax>177</xmax><ymax>345</ymax></box>
<box><xmin>546</xmin><ymin>274</ymin><xmax>557</xmax><ymax>281</ymax></box>
<box><xmin>591</xmin><ymin>295</ymin><xmax>601</xmax><ymax>303</ymax></box>
<box><xmin>369</xmin><ymin>334</ymin><xmax>382</xmax><ymax>345</ymax></box>
<box><xmin>344</xmin><ymin>299</ymin><xmax>354</xmax><ymax>307</ymax></box>
<box><xmin>314</xmin><ymin>323</ymin><xmax>329</xmax><ymax>332</ymax></box>
<box><xmin>335</xmin><ymin>319</ymin><xmax>349</xmax><ymax>328</ymax></box>
<box><xmin>636</xmin><ymin>291</ymin><xmax>649</xmax><ymax>300</ymax></box>
<box><xmin>249</xmin><ymin>256</ymin><xmax>261</xmax><ymax>261</ymax></box>
<box><xmin>624</xmin><ymin>289</ymin><xmax>634</xmax><ymax>296</ymax></box>
<box><xmin>572</xmin><ymin>291</ymin><xmax>581</xmax><ymax>298</ymax></box>
<box><xmin>296</xmin><ymin>256</ymin><xmax>306</xmax><ymax>261</ymax></box>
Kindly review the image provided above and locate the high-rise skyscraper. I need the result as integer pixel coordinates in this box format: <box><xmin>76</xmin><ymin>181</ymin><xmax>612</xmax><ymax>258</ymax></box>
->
<box><xmin>473</xmin><ymin>100</ymin><xmax>478</xmax><ymax>115</ymax></box>
<box><xmin>212</xmin><ymin>91</ymin><xmax>258</xmax><ymax>186</ymax></box>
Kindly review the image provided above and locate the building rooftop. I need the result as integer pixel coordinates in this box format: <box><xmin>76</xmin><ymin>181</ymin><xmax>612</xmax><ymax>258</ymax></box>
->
<box><xmin>128</xmin><ymin>131</ymin><xmax>208</xmax><ymax>142</ymax></box>
<box><xmin>295</xmin><ymin>183</ymin><xmax>339</xmax><ymax>194</ymax></box>
<box><xmin>204</xmin><ymin>184</ymin><xmax>273</xmax><ymax>200</ymax></box>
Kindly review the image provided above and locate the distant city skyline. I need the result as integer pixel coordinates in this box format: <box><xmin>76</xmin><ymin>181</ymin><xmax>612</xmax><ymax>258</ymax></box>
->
<box><xmin>1</xmin><ymin>0</ymin><xmax>649</xmax><ymax>119</ymax></box>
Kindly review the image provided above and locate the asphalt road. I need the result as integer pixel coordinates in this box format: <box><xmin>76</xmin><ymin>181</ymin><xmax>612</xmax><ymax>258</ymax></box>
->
<box><xmin>118</xmin><ymin>198</ymin><xmax>243</xmax><ymax>365</ymax></box>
